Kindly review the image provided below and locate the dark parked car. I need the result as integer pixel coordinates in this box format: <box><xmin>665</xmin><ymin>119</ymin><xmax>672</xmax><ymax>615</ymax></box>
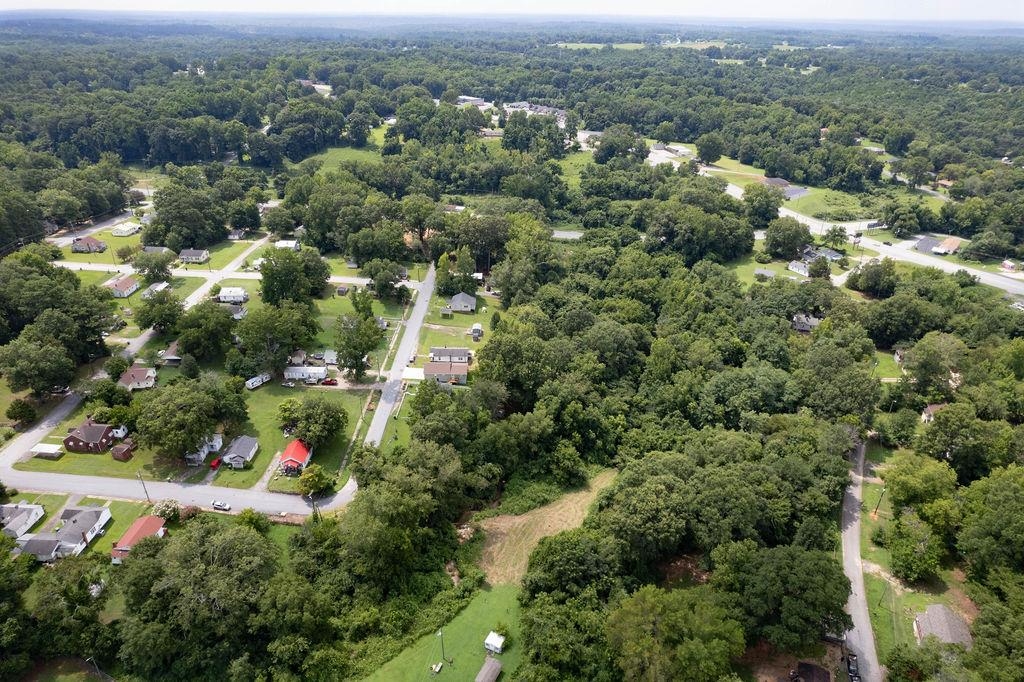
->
<box><xmin>882</xmin><ymin>240</ymin><xmax>893</xmax><ymax>246</ymax></box>
<box><xmin>847</xmin><ymin>653</ymin><xmax>860</xmax><ymax>677</ymax></box>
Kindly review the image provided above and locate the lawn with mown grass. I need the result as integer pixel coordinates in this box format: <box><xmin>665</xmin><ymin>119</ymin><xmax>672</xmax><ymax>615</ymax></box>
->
<box><xmin>706</xmin><ymin>170</ymin><xmax>764</xmax><ymax>188</ymax></box>
<box><xmin>307</xmin><ymin>145</ymin><xmax>382</xmax><ymax>173</ymax></box>
<box><xmin>425</xmin><ymin>294</ymin><xmax>496</xmax><ymax>327</ymax></box>
<box><xmin>82</xmin><ymin>500</ymin><xmax>151</xmax><ymax>558</ymax></box>
<box><xmin>378</xmin><ymin>388</ymin><xmax>416</xmax><ymax>453</ymax></box>
<box><xmin>72</xmin><ymin>269</ymin><xmax>117</xmax><ymax>288</ymax></box>
<box><xmin>252</xmin><ymin>386</ymin><xmax>366</xmax><ymax>493</ymax></box>
<box><xmin>366</xmin><ymin>584</ymin><xmax>522</xmax><ymax>682</ymax></box>
<box><xmin>413</xmin><ymin>325</ymin><xmax>486</xmax><ymax>367</ymax></box>
<box><xmin>873</xmin><ymin>350</ymin><xmax>901</xmax><ymax>379</ymax></box>
<box><xmin>15</xmin><ymin>442</ymin><xmax>188</xmax><ymax>481</ymax></box>
<box><xmin>707</xmin><ymin>156</ymin><xmax>765</xmax><ymax>176</ymax></box>
<box><xmin>786</xmin><ymin>187</ymin><xmax>878</xmax><ymax>220</ymax></box>
<box><xmin>15</xmin><ymin>493</ymin><xmax>70</xmax><ymax>530</ymax></box>
<box><xmin>174</xmin><ymin>239</ymin><xmax>254</xmax><ymax>272</ymax></box>
<box><xmin>59</xmin><ymin>227</ymin><xmax>142</xmax><ymax>264</ymax></box>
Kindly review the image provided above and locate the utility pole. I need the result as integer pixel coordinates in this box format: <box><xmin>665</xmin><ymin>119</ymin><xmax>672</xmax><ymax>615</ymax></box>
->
<box><xmin>873</xmin><ymin>487</ymin><xmax>886</xmax><ymax>514</ymax></box>
<box><xmin>437</xmin><ymin>629</ymin><xmax>446</xmax><ymax>663</ymax></box>
<box><xmin>137</xmin><ymin>470</ymin><xmax>151</xmax><ymax>503</ymax></box>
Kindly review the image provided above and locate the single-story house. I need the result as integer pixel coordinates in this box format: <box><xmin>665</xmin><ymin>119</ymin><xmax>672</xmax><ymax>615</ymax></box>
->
<box><xmin>220</xmin><ymin>303</ymin><xmax>247</xmax><ymax>320</ymax></box>
<box><xmin>449</xmin><ymin>292</ymin><xmax>477</xmax><ymax>313</ymax></box>
<box><xmin>787</xmin><ymin>261</ymin><xmax>810</xmax><ymax>277</ymax></box>
<box><xmin>250</xmin><ymin>257</ymin><xmax>266</xmax><ymax>271</ymax></box>
<box><xmin>475</xmin><ymin>658</ymin><xmax>502</xmax><ymax>682</ymax></box>
<box><xmin>217</xmin><ymin>287</ymin><xmax>249</xmax><ymax>304</ymax></box>
<box><xmin>1</xmin><ymin>502</ymin><xmax>44</xmax><ymax>539</ymax></box>
<box><xmin>430</xmin><ymin>347</ymin><xmax>471</xmax><ymax>364</ymax></box>
<box><xmin>280</xmin><ymin>439</ymin><xmax>313</xmax><ymax>474</ymax></box>
<box><xmin>810</xmin><ymin>246</ymin><xmax>844</xmax><ymax>262</ymax></box>
<box><xmin>142</xmin><ymin>246</ymin><xmax>173</xmax><ymax>256</ymax></box>
<box><xmin>792</xmin><ymin>314</ymin><xmax>822</xmax><ymax>333</ymax></box>
<box><xmin>283</xmin><ymin>366</ymin><xmax>328</xmax><ymax>382</ymax></box>
<box><xmin>111</xmin><ymin>222</ymin><xmax>141</xmax><ymax>237</ymax></box>
<box><xmin>914</xmin><ymin>604</ymin><xmax>972</xmax><ymax>648</ymax></box>
<box><xmin>228</xmin><ymin>229</ymin><xmax>246</xmax><ymax>240</ymax></box>
<box><xmin>141</xmin><ymin>281</ymin><xmax>171</xmax><ymax>299</ymax></box>
<box><xmin>118</xmin><ymin>365</ymin><xmax>157</xmax><ymax>391</ymax></box>
<box><xmin>71</xmin><ymin>236</ymin><xmax>107</xmax><ymax>253</ymax></box>
<box><xmin>289</xmin><ymin>349</ymin><xmax>307</xmax><ymax>366</ymax></box>
<box><xmin>753</xmin><ymin>268</ymin><xmax>776</xmax><ymax>279</ymax></box>
<box><xmin>30</xmin><ymin>443</ymin><xmax>63</xmax><ymax>460</ymax></box>
<box><xmin>323</xmin><ymin>350</ymin><xmax>338</xmax><ymax>366</ymax></box>
<box><xmin>222</xmin><ymin>435</ymin><xmax>259</xmax><ymax>469</ymax></box>
<box><xmin>921</xmin><ymin>403</ymin><xmax>947</xmax><ymax>423</ymax></box>
<box><xmin>245</xmin><ymin>373</ymin><xmax>271</xmax><ymax>390</ymax></box>
<box><xmin>178</xmin><ymin>248</ymin><xmax>210</xmax><ymax>264</ymax></box>
<box><xmin>160</xmin><ymin>340</ymin><xmax>182</xmax><ymax>366</ymax></box>
<box><xmin>932</xmin><ymin>237</ymin><xmax>962</xmax><ymax>255</ymax></box>
<box><xmin>935</xmin><ymin>179</ymin><xmax>955</xmax><ymax>189</ymax></box>
<box><xmin>17</xmin><ymin>505</ymin><xmax>111</xmax><ymax>562</ymax></box>
<box><xmin>424</xmin><ymin>361</ymin><xmax>469</xmax><ymax>385</ymax></box>
<box><xmin>140</xmin><ymin>213</ymin><xmax>156</xmax><ymax>225</ymax></box>
<box><xmin>915</xmin><ymin>237</ymin><xmax>940</xmax><ymax>253</ymax></box>
<box><xmin>111</xmin><ymin>438</ymin><xmax>136</xmax><ymax>462</ymax></box>
<box><xmin>275</xmin><ymin>239</ymin><xmax>299</xmax><ymax>251</ymax></box>
<box><xmin>107</xmin><ymin>276</ymin><xmax>139</xmax><ymax>298</ymax></box>
<box><xmin>185</xmin><ymin>433</ymin><xmax>224</xmax><ymax>467</ymax></box>
<box><xmin>63</xmin><ymin>417</ymin><xmax>116</xmax><ymax>453</ymax></box>
<box><xmin>110</xmin><ymin>515</ymin><xmax>166</xmax><ymax>564</ymax></box>
<box><xmin>376</xmin><ymin>316</ymin><xmax>388</xmax><ymax>330</ymax></box>
<box><xmin>484</xmin><ymin>631</ymin><xmax>506</xmax><ymax>655</ymax></box>
<box><xmin>336</xmin><ymin>285</ymin><xmax>349</xmax><ymax>296</ymax></box>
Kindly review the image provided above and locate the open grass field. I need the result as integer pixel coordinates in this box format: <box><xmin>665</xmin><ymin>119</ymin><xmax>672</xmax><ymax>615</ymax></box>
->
<box><xmin>414</xmin><ymin>325</ymin><xmax>486</xmax><ymax>368</ymax></box>
<box><xmin>308</xmin><ymin>145</ymin><xmax>382</xmax><ymax>173</ymax></box>
<box><xmin>15</xmin><ymin>437</ymin><xmax>188</xmax><ymax>482</ymax></box>
<box><xmin>59</xmin><ymin>227</ymin><xmax>142</xmax><ymax>264</ymax></box>
<box><xmin>425</xmin><ymin>294</ymin><xmax>496</xmax><ymax>327</ymax></box>
<box><xmin>557</xmin><ymin>150</ymin><xmax>594</xmax><ymax>189</ymax></box>
<box><xmin>708</xmin><ymin>156</ymin><xmax>765</xmax><ymax>176</ymax></box>
<box><xmin>663</xmin><ymin>39</ymin><xmax>727</xmax><ymax>49</ymax></box>
<box><xmin>555</xmin><ymin>42</ymin><xmax>645</xmax><ymax>50</ymax></box>
<box><xmin>707</xmin><ymin>170</ymin><xmax>763</xmax><ymax>188</ymax></box>
<box><xmin>873</xmin><ymin>350</ymin><xmax>901</xmax><ymax>379</ymax></box>
<box><xmin>378</xmin><ymin>390</ymin><xmax>414</xmax><ymax>453</ymax></box>
<box><xmin>126</xmin><ymin>164</ymin><xmax>170</xmax><ymax>192</ymax></box>
<box><xmin>72</xmin><ymin>269</ymin><xmax>117</xmax><ymax>288</ymax></box>
<box><xmin>366</xmin><ymin>584</ymin><xmax>522</xmax><ymax>682</ymax></box>
<box><xmin>786</xmin><ymin>187</ymin><xmax>878</xmax><ymax>220</ymax></box>
<box><xmin>478</xmin><ymin>468</ymin><xmax>617</xmax><ymax>585</ymax></box>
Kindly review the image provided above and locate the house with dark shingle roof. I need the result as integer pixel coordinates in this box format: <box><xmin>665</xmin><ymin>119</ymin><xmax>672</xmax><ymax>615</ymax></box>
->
<box><xmin>16</xmin><ymin>505</ymin><xmax>111</xmax><ymax>562</ymax></box>
<box><xmin>222</xmin><ymin>436</ymin><xmax>259</xmax><ymax>469</ymax></box>
<box><xmin>1</xmin><ymin>502</ymin><xmax>44</xmax><ymax>539</ymax></box>
<box><xmin>449</xmin><ymin>292</ymin><xmax>477</xmax><ymax>313</ymax></box>
<box><xmin>63</xmin><ymin>418</ymin><xmax>115</xmax><ymax>453</ymax></box>
<box><xmin>71</xmin><ymin>236</ymin><xmax>107</xmax><ymax>253</ymax></box>
<box><xmin>118</xmin><ymin>365</ymin><xmax>156</xmax><ymax>391</ymax></box>
<box><xmin>178</xmin><ymin>248</ymin><xmax>210</xmax><ymax>264</ymax></box>
<box><xmin>914</xmin><ymin>604</ymin><xmax>972</xmax><ymax>648</ymax></box>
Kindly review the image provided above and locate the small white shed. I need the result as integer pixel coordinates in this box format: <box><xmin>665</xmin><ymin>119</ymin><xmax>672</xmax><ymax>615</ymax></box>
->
<box><xmin>484</xmin><ymin>631</ymin><xmax>505</xmax><ymax>655</ymax></box>
<box><xmin>30</xmin><ymin>443</ymin><xmax>64</xmax><ymax>459</ymax></box>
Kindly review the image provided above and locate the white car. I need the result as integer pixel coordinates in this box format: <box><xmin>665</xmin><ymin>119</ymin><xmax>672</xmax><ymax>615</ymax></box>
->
<box><xmin>211</xmin><ymin>500</ymin><xmax>231</xmax><ymax>511</ymax></box>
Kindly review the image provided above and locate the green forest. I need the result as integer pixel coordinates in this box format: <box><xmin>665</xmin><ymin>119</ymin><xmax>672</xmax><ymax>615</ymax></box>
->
<box><xmin>1</xmin><ymin>13</ymin><xmax>1024</xmax><ymax>682</ymax></box>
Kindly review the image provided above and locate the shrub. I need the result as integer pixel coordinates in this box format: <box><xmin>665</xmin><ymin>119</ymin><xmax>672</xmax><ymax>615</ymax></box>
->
<box><xmin>180</xmin><ymin>505</ymin><xmax>201</xmax><ymax>521</ymax></box>
<box><xmin>6</xmin><ymin>398</ymin><xmax>36</xmax><ymax>426</ymax></box>
<box><xmin>153</xmin><ymin>499</ymin><xmax>181</xmax><ymax>522</ymax></box>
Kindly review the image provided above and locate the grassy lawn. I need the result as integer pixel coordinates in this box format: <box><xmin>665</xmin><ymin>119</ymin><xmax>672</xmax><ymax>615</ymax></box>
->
<box><xmin>664</xmin><ymin>39</ymin><xmax>727</xmax><ymax>49</ymax></box>
<box><xmin>72</xmin><ymin>269</ymin><xmax>118</xmax><ymax>288</ymax></box>
<box><xmin>873</xmin><ymin>350</ymin><xmax>901</xmax><ymax>379</ymax></box>
<box><xmin>414</xmin><ymin>325</ymin><xmax>486</xmax><ymax>367</ymax></box>
<box><xmin>865</xmin><ymin>441</ymin><xmax>895</xmax><ymax>466</ymax></box>
<box><xmin>14</xmin><ymin>444</ymin><xmax>187</xmax><ymax>482</ymax></box>
<box><xmin>258</xmin><ymin>386</ymin><xmax>366</xmax><ymax>494</ymax></box>
<box><xmin>425</xmin><ymin>294</ymin><xmax>495</xmax><ymax>327</ymax></box>
<box><xmin>707</xmin><ymin>170</ymin><xmax>764</xmax><ymax>188</ymax></box>
<box><xmin>169</xmin><ymin>275</ymin><xmax>205</xmax><ymax>300</ymax></box>
<box><xmin>786</xmin><ymin>187</ymin><xmax>878</xmax><ymax>220</ymax></box>
<box><xmin>0</xmin><ymin>376</ymin><xmax>31</xmax><ymax>427</ymax></box>
<box><xmin>322</xmin><ymin>253</ymin><xmax>362</xmax><ymax>277</ymax></box>
<box><xmin>308</xmin><ymin>145</ymin><xmax>382</xmax><ymax>174</ymax></box>
<box><xmin>83</xmin><ymin>499</ymin><xmax>151</xmax><ymax>558</ymax></box>
<box><xmin>557</xmin><ymin>150</ymin><xmax>594</xmax><ymax>189</ymax></box>
<box><xmin>58</xmin><ymin>227</ymin><xmax>141</xmax><ymax>264</ymax></box>
<box><xmin>707</xmin><ymin>156</ymin><xmax>765</xmax><ymax>176</ymax></box>
<box><xmin>174</xmin><ymin>239</ymin><xmax>254</xmax><ymax>272</ymax></box>
<box><xmin>379</xmin><ymin>390</ymin><xmax>415</xmax><ymax>453</ymax></box>
<box><xmin>860</xmin><ymin>480</ymin><xmax>894</xmax><ymax>571</ymax></box>
<box><xmin>265</xmin><ymin>522</ymin><xmax>301</xmax><ymax>558</ymax></box>
<box><xmin>366</xmin><ymin>584</ymin><xmax>522</xmax><ymax>682</ymax></box>
<box><xmin>14</xmin><ymin>493</ymin><xmax>70</xmax><ymax>531</ymax></box>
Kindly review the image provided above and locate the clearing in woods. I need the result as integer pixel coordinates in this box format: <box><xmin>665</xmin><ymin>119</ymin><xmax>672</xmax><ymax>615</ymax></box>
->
<box><xmin>479</xmin><ymin>468</ymin><xmax>617</xmax><ymax>584</ymax></box>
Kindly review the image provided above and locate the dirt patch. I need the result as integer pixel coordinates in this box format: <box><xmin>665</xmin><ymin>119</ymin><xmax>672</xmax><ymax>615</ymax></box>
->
<box><xmin>863</xmin><ymin>559</ymin><xmax>908</xmax><ymax>595</ymax></box>
<box><xmin>739</xmin><ymin>641</ymin><xmax>845</xmax><ymax>682</ymax></box>
<box><xmin>660</xmin><ymin>553</ymin><xmax>709</xmax><ymax>587</ymax></box>
<box><xmin>478</xmin><ymin>469</ymin><xmax>617</xmax><ymax>585</ymax></box>
<box><xmin>947</xmin><ymin>568</ymin><xmax>980</xmax><ymax>624</ymax></box>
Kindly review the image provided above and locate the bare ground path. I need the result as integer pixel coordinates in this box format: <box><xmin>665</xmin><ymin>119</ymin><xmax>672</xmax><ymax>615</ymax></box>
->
<box><xmin>479</xmin><ymin>469</ymin><xmax>617</xmax><ymax>585</ymax></box>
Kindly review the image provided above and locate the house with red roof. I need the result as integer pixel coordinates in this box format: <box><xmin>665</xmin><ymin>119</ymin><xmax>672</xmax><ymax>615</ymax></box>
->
<box><xmin>110</xmin><ymin>515</ymin><xmax>166</xmax><ymax>564</ymax></box>
<box><xmin>280</xmin><ymin>440</ymin><xmax>313</xmax><ymax>475</ymax></box>
<box><xmin>107</xmin><ymin>275</ymin><xmax>139</xmax><ymax>298</ymax></box>
<box><xmin>118</xmin><ymin>365</ymin><xmax>156</xmax><ymax>391</ymax></box>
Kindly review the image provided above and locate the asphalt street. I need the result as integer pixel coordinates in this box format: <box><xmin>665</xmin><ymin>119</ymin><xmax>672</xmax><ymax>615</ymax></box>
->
<box><xmin>842</xmin><ymin>442</ymin><xmax>882</xmax><ymax>682</ymax></box>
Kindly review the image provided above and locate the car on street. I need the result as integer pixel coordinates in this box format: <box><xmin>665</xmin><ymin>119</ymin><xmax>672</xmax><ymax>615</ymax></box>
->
<box><xmin>882</xmin><ymin>240</ymin><xmax>893</xmax><ymax>245</ymax></box>
<box><xmin>210</xmin><ymin>457</ymin><xmax>222</xmax><ymax>470</ymax></box>
<box><xmin>212</xmin><ymin>500</ymin><xmax>231</xmax><ymax>511</ymax></box>
<box><xmin>409</xmin><ymin>353</ymin><xmax>416</xmax><ymax>363</ymax></box>
<box><xmin>847</xmin><ymin>653</ymin><xmax>859</xmax><ymax>677</ymax></box>
<box><xmin>312</xmin><ymin>352</ymin><xmax>325</xmax><ymax>360</ymax></box>
<box><xmin>281</xmin><ymin>381</ymin><xmax>295</xmax><ymax>387</ymax></box>
<box><xmin>322</xmin><ymin>378</ymin><xmax>338</xmax><ymax>386</ymax></box>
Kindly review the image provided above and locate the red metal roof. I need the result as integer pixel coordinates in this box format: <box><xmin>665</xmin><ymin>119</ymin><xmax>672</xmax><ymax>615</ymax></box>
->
<box><xmin>281</xmin><ymin>439</ymin><xmax>312</xmax><ymax>468</ymax></box>
<box><xmin>111</xmin><ymin>515</ymin><xmax>165</xmax><ymax>559</ymax></box>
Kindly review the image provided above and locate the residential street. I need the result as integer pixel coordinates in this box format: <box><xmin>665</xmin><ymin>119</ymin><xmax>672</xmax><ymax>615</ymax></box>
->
<box><xmin>47</xmin><ymin>210</ymin><xmax>134</xmax><ymax>247</ymax></box>
<box><xmin>842</xmin><ymin>442</ymin><xmax>882</xmax><ymax>682</ymax></box>
<box><xmin>364</xmin><ymin>263</ymin><xmax>436</xmax><ymax>447</ymax></box>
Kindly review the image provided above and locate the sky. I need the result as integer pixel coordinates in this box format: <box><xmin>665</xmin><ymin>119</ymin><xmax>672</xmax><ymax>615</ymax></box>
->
<box><xmin>1</xmin><ymin>0</ymin><xmax>1022</xmax><ymax>23</ymax></box>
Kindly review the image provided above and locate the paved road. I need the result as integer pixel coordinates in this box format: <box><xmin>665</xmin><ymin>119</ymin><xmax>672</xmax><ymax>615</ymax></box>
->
<box><xmin>364</xmin><ymin>263</ymin><xmax>436</xmax><ymax>446</ymax></box>
<box><xmin>48</xmin><ymin>210</ymin><xmax>134</xmax><ymax>247</ymax></box>
<box><xmin>842</xmin><ymin>442</ymin><xmax>882</xmax><ymax>682</ymax></box>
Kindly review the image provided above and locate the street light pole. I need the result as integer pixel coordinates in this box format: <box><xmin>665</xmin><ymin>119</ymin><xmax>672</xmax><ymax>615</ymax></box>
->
<box><xmin>137</xmin><ymin>470</ymin><xmax>151</xmax><ymax>503</ymax></box>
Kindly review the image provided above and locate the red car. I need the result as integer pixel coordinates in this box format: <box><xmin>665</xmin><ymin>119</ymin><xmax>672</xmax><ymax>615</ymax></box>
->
<box><xmin>210</xmin><ymin>457</ymin><xmax>222</xmax><ymax>470</ymax></box>
<box><xmin>322</xmin><ymin>378</ymin><xmax>338</xmax><ymax>386</ymax></box>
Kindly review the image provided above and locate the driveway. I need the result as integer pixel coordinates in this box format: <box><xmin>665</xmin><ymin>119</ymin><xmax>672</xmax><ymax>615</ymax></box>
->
<box><xmin>842</xmin><ymin>442</ymin><xmax>882</xmax><ymax>682</ymax></box>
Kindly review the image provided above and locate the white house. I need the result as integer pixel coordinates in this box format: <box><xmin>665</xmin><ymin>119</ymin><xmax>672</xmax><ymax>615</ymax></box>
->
<box><xmin>429</xmin><ymin>347</ymin><xmax>471</xmax><ymax>363</ymax></box>
<box><xmin>141</xmin><ymin>281</ymin><xmax>171</xmax><ymax>299</ymax></box>
<box><xmin>117</xmin><ymin>366</ymin><xmax>157</xmax><ymax>391</ymax></box>
<box><xmin>107</xmin><ymin>276</ymin><xmax>140</xmax><ymax>298</ymax></box>
<box><xmin>178</xmin><ymin>248</ymin><xmax>210</xmax><ymax>264</ymax></box>
<box><xmin>217</xmin><ymin>287</ymin><xmax>249</xmax><ymax>304</ymax></box>
<box><xmin>111</xmin><ymin>222</ymin><xmax>141</xmax><ymax>237</ymax></box>
<box><xmin>323</xmin><ymin>350</ymin><xmax>338</xmax><ymax>365</ymax></box>
<box><xmin>283</xmin><ymin>366</ymin><xmax>329</xmax><ymax>382</ymax></box>
<box><xmin>787</xmin><ymin>261</ymin><xmax>810</xmax><ymax>277</ymax></box>
<box><xmin>274</xmin><ymin>240</ymin><xmax>299</xmax><ymax>251</ymax></box>
<box><xmin>1</xmin><ymin>502</ymin><xmax>45</xmax><ymax>539</ymax></box>
<box><xmin>484</xmin><ymin>631</ymin><xmax>506</xmax><ymax>655</ymax></box>
<box><xmin>185</xmin><ymin>433</ymin><xmax>224</xmax><ymax>467</ymax></box>
<box><xmin>449</xmin><ymin>292</ymin><xmax>477</xmax><ymax>313</ymax></box>
<box><xmin>16</xmin><ymin>505</ymin><xmax>111</xmax><ymax>562</ymax></box>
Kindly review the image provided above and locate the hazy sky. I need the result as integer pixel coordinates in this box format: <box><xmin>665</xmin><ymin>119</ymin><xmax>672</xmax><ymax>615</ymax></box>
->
<box><xmin>2</xmin><ymin>0</ymin><xmax>1023</xmax><ymax>23</ymax></box>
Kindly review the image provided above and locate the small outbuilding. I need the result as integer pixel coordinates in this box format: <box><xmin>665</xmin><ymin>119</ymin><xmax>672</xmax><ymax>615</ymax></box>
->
<box><xmin>30</xmin><ymin>443</ymin><xmax>64</xmax><ymax>460</ymax></box>
<box><xmin>484</xmin><ymin>631</ymin><xmax>506</xmax><ymax>655</ymax></box>
<box><xmin>914</xmin><ymin>604</ymin><xmax>972</xmax><ymax>649</ymax></box>
<box><xmin>475</xmin><ymin>657</ymin><xmax>502</xmax><ymax>682</ymax></box>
